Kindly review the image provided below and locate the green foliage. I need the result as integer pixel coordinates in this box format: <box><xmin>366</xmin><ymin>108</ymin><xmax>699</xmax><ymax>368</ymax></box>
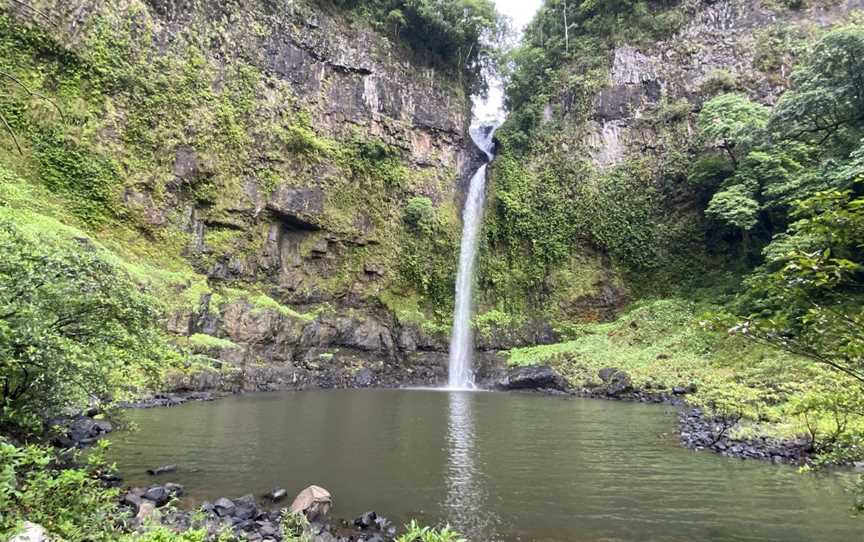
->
<box><xmin>404</xmin><ymin>197</ymin><xmax>436</xmax><ymax>233</ymax></box>
<box><xmin>0</xmin><ymin>440</ymin><xmax>123</xmax><ymax>542</ymax></box>
<box><xmin>473</xmin><ymin>308</ymin><xmax>520</xmax><ymax>340</ymax></box>
<box><xmin>580</xmin><ymin>161</ymin><xmax>660</xmax><ymax>268</ymax></box>
<box><xmin>697</xmin><ymin>94</ymin><xmax>770</xmax><ymax>166</ymax></box>
<box><xmin>699</xmin><ymin>69</ymin><xmax>741</xmax><ymax>96</ymax></box>
<box><xmin>787</xmin><ymin>377</ymin><xmax>864</xmax><ymax>460</ymax></box>
<box><xmin>705</xmin><ymin>181</ymin><xmax>761</xmax><ymax>231</ymax></box>
<box><xmin>281</xmin><ymin>510</ymin><xmax>311</xmax><ymax>542</ymax></box>
<box><xmin>398</xmin><ymin>197</ymin><xmax>457</xmax><ymax>311</ymax></box>
<box><xmin>770</xmin><ymin>25</ymin><xmax>864</xmax><ymax>150</ymax></box>
<box><xmin>188</xmin><ymin>334</ymin><xmax>240</xmax><ymax>351</ymax></box>
<box><xmin>733</xmin><ymin>187</ymin><xmax>864</xmax><ymax>387</ymax></box>
<box><xmin>119</xmin><ymin>528</ymin><xmax>212</xmax><ymax>542</ymax></box>
<box><xmin>507</xmin><ymin>298</ymin><xmax>718</xmax><ymax>390</ymax></box>
<box><xmin>395</xmin><ymin>520</ymin><xmax>466</xmax><ymax>542</ymax></box>
<box><xmin>0</xmin><ymin>218</ymin><xmax>172</xmax><ymax>433</ymax></box>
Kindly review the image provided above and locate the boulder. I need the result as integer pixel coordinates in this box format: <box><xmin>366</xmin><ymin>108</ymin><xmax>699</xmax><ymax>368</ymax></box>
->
<box><xmin>500</xmin><ymin>365</ymin><xmax>569</xmax><ymax>392</ymax></box>
<box><xmin>214</xmin><ymin>497</ymin><xmax>236</xmax><ymax>517</ymax></box>
<box><xmin>10</xmin><ymin>522</ymin><xmax>49</xmax><ymax>542</ymax></box>
<box><xmin>258</xmin><ymin>522</ymin><xmax>279</xmax><ymax>538</ymax></box>
<box><xmin>233</xmin><ymin>494</ymin><xmax>259</xmax><ymax>521</ymax></box>
<box><xmin>598</xmin><ymin>368</ymin><xmax>632</xmax><ymax>397</ymax></box>
<box><xmin>122</xmin><ymin>491</ymin><xmax>143</xmax><ymax>514</ymax></box>
<box><xmin>143</xmin><ymin>485</ymin><xmax>170</xmax><ymax>507</ymax></box>
<box><xmin>288</xmin><ymin>485</ymin><xmax>332</xmax><ymax>521</ymax></box>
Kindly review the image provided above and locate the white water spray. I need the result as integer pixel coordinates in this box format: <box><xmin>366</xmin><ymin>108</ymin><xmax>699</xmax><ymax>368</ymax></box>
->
<box><xmin>447</xmin><ymin>123</ymin><xmax>498</xmax><ymax>389</ymax></box>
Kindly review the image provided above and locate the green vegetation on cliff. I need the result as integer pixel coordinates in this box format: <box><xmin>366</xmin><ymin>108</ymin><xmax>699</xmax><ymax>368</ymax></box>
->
<box><xmin>332</xmin><ymin>0</ymin><xmax>504</xmax><ymax>94</ymax></box>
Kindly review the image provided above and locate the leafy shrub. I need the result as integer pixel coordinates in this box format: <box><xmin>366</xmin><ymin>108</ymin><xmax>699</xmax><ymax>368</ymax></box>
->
<box><xmin>395</xmin><ymin>520</ymin><xmax>466</xmax><ymax>542</ymax></box>
<box><xmin>0</xmin><ymin>440</ymin><xmax>123</xmax><ymax>542</ymax></box>
<box><xmin>0</xmin><ymin>219</ymin><xmax>172</xmax><ymax>433</ymax></box>
<box><xmin>280</xmin><ymin>510</ymin><xmax>311</xmax><ymax>542</ymax></box>
<box><xmin>404</xmin><ymin>197</ymin><xmax>436</xmax><ymax>233</ymax></box>
<box><xmin>188</xmin><ymin>334</ymin><xmax>240</xmax><ymax>351</ymax></box>
<box><xmin>699</xmin><ymin>69</ymin><xmax>741</xmax><ymax>96</ymax></box>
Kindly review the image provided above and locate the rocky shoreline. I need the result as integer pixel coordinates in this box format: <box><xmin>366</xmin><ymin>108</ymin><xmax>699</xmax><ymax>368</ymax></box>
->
<box><xmin>119</xmin><ymin>482</ymin><xmax>396</xmax><ymax>542</ymax></box>
<box><xmin>498</xmin><ymin>364</ymin><xmax>814</xmax><ymax>466</ymax></box>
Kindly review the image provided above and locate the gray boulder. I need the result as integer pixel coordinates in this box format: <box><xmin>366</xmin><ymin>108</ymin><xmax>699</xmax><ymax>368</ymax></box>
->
<box><xmin>214</xmin><ymin>497</ymin><xmax>236</xmax><ymax>517</ymax></box>
<box><xmin>598</xmin><ymin>368</ymin><xmax>633</xmax><ymax>397</ymax></box>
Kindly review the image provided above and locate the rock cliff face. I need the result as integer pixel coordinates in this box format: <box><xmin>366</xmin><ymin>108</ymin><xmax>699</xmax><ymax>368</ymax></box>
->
<box><xmin>4</xmin><ymin>0</ymin><xmax>488</xmax><ymax>391</ymax></box>
<box><xmin>583</xmin><ymin>0</ymin><xmax>864</xmax><ymax>170</ymax></box>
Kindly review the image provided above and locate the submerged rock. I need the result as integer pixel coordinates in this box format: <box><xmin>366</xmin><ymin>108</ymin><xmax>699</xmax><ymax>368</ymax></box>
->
<box><xmin>266</xmin><ymin>487</ymin><xmax>288</xmax><ymax>502</ymax></box>
<box><xmin>147</xmin><ymin>464</ymin><xmax>177</xmax><ymax>476</ymax></box>
<box><xmin>499</xmin><ymin>365</ymin><xmax>570</xmax><ymax>392</ymax></box>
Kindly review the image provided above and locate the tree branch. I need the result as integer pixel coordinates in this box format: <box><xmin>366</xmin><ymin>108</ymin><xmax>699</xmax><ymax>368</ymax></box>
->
<box><xmin>0</xmin><ymin>110</ymin><xmax>22</xmax><ymax>154</ymax></box>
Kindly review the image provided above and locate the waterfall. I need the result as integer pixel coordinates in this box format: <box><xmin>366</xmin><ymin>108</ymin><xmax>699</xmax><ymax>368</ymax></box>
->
<box><xmin>448</xmin><ymin>123</ymin><xmax>497</xmax><ymax>389</ymax></box>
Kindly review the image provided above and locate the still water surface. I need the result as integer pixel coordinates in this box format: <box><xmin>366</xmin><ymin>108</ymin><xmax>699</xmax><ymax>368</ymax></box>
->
<box><xmin>111</xmin><ymin>390</ymin><xmax>862</xmax><ymax>541</ymax></box>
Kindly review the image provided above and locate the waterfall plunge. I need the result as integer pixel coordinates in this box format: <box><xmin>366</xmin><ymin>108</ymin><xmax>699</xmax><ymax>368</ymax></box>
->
<box><xmin>447</xmin><ymin>124</ymin><xmax>497</xmax><ymax>389</ymax></box>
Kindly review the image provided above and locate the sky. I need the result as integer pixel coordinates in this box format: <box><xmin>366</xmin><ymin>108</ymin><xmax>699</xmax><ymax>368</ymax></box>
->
<box><xmin>495</xmin><ymin>0</ymin><xmax>544</xmax><ymax>32</ymax></box>
<box><xmin>473</xmin><ymin>0</ymin><xmax>543</xmax><ymax>123</ymax></box>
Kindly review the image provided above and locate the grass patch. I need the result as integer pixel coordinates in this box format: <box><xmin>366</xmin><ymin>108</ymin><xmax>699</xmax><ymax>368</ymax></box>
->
<box><xmin>507</xmin><ymin>298</ymin><xmax>863</xmax><ymax>444</ymax></box>
<box><xmin>188</xmin><ymin>333</ymin><xmax>239</xmax><ymax>351</ymax></box>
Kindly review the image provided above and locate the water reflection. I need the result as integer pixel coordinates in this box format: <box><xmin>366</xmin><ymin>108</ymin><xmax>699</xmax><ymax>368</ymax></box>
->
<box><xmin>445</xmin><ymin>392</ymin><xmax>498</xmax><ymax>540</ymax></box>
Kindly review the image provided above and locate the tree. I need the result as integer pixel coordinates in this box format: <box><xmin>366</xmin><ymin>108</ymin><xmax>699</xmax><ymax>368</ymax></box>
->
<box><xmin>704</xmin><ymin>180</ymin><xmax>761</xmax><ymax>231</ymax></box>
<box><xmin>0</xmin><ymin>220</ymin><xmax>170</xmax><ymax>432</ymax></box>
<box><xmin>770</xmin><ymin>25</ymin><xmax>864</xmax><ymax>148</ymax></box>
<box><xmin>733</xmin><ymin>187</ymin><xmax>864</xmax><ymax>385</ymax></box>
<box><xmin>697</xmin><ymin>93</ymin><xmax>770</xmax><ymax>168</ymax></box>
